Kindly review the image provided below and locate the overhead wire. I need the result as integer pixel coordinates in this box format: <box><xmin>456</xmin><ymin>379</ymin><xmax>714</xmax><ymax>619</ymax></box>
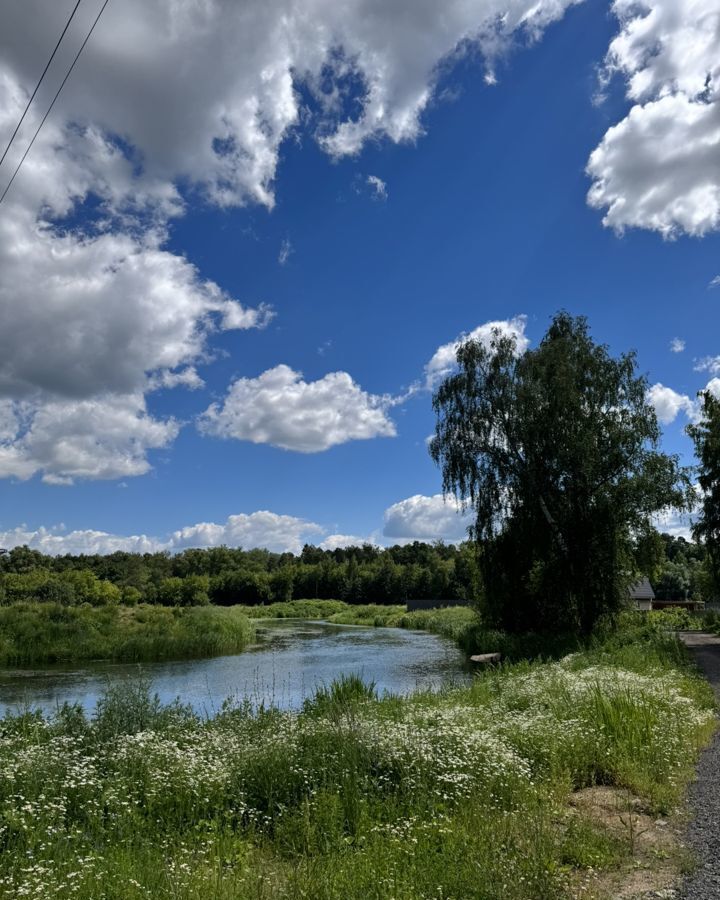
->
<box><xmin>0</xmin><ymin>0</ymin><xmax>112</xmax><ymax>209</ymax></box>
<box><xmin>0</xmin><ymin>0</ymin><xmax>84</xmax><ymax>171</ymax></box>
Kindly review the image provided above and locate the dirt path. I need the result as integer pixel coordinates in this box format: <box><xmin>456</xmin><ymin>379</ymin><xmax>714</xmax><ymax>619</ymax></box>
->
<box><xmin>678</xmin><ymin>632</ymin><xmax>720</xmax><ymax>899</ymax></box>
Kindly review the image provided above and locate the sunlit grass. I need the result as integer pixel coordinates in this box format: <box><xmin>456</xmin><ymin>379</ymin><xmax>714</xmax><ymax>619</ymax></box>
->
<box><xmin>0</xmin><ymin>621</ymin><xmax>714</xmax><ymax>898</ymax></box>
<box><xmin>236</xmin><ymin>599</ymin><xmax>350</xmax><ymax>620</ymax></box>
<box><xmin>0</xmin><ymin>603</ymin><xmax>255</xmax><ymax>665</ymax></box>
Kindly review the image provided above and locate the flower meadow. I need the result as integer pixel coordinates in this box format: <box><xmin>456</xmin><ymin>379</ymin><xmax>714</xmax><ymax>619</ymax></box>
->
<box><xmin>0</xmin><ymin>624</ymin><xmax>714</xmax><ymax>899</ymax></box>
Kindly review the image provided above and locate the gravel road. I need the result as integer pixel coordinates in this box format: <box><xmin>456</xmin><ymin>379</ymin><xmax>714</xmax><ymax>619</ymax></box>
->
<box><xmin>679</xmin><ymin>632</ymin><xmax>720</xmax><ymax>899</ymax></box>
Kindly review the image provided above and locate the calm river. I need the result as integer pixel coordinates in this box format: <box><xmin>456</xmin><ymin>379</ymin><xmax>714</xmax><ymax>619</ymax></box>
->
<box><xmin>0</xmin><ymin>619</ymin><xmax>471</xmax><ymax>717</ymax></box>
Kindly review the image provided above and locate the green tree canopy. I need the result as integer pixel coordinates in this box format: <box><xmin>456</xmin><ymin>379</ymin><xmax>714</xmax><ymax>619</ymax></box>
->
<box><xmin>688</xmin><ymin>389</ymin><xmax>720</xmax><ymax>598</ymax></box>
<box><xmin>430</xmin><ymin>312</ymin><xmax>691</xmax><ymax>634</ymax></box>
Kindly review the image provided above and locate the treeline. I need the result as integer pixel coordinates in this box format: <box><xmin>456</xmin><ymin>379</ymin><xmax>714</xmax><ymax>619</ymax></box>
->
<box><xmin>649</xmin><ymin>533</ymin><xmax>709</xmax><ymax>602</ymax></box>
<box><xmin>0</xmin><ymin>531</ymin><xmax>711</xmax><ymax>609</ymax></box>
<box><xmin>0</xmin><ymin>541</ymin><xmax>481</xmax><ymax>607</ymax></box>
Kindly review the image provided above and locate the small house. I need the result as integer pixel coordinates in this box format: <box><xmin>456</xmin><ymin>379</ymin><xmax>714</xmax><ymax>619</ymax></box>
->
<box><xmin>629</xmin><ymin>577</ymin><xmax>654</xmax><ymax>611</ymax></box>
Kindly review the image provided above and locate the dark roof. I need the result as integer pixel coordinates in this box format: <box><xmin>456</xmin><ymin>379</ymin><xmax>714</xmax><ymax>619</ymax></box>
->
<box><xmin>629</xmin><ymin>577</ymin><xmax>655</xmax><ymax>601</ymax></box>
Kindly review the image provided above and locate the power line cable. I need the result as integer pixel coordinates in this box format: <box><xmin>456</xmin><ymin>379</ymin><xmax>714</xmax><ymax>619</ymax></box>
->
<box><xmin>0</xmin><ymin>0</ymin><xmax>112</xmax><ymax>209</ymax></box>
<box><xmin>0</xmin><ymin>0</ymin><xmax>84</xmax><ymax>171</ymax></box>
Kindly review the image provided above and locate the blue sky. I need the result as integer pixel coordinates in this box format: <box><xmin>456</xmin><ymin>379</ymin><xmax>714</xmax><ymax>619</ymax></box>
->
<box><xmin>0</xmin><ymin>0</ymin><xmax>718</xmax><ymax>553</ymax></box>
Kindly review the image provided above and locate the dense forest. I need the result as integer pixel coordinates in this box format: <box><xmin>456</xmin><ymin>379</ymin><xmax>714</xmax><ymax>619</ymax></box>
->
<box><xmin>0</xmin><ymin>531</ymin><xmax>711</xmax><ymax>608</ymax></box>
<box><xmin>0</xmin><ymin>541</ymin><xmax>479</xmax><ymax>607</ymax></box>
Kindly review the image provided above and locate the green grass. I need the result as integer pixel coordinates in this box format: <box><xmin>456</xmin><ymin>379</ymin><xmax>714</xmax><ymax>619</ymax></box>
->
<box><xmin>326</xmin><ymin>604</ymin><xmax>486</xmax><ymax>650</ymax></box>
<box><xmin>236</xmin><ymin>599</ymin><xmax>350</xmax><ymax>619</ymax></box>
<box><xmin>0</xmin><ymin>602</ymin><xmax>255</xmax><ymax>665</ymax></box>
<box><xmin>0</xmin><ymin>620</ymin><xmax>714</xmax><ymax>899</ymax></box>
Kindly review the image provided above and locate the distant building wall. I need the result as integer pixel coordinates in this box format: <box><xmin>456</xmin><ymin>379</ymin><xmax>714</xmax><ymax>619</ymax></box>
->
<box><xmin>651</xmin><ymin>599</ymin><xmax>703</xmax><ymax>612</ymax></box>
<box><xmin>406</xmin><ymin>597</ymin><xmax>470</xmax><ymax>612</ymax></box>
<box><xmin>629</xmin><ymin>577</ymin><xmax>655</xmax><ymax>610</ymax></box>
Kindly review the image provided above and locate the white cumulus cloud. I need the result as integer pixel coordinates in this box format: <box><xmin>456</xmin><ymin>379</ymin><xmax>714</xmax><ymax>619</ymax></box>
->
<box><xmin>587</xmin><ymin>0</ymin><xmax>720</xmax><ymax>237</ymax></box>
<box><xmin>425</xmin><ymin>315</ymin><xmax>529</xmax><ymax>389</ymax></box>
<box><xmin>0</xmin><ymin>225</ymin><xmax>267</xmax><ymax>402</ymax></box>
<box><xmin>0</xmin><ymin>525</ymin><xmax>160</xmax><ymax>556</ymax></box>
<box><xmin>694</xmin><ymin>356</ymin><xmax>720</xmax><ymax>375</ymax></box>
<box><xmin>0</xmin><ymin>511</ymin><xmax>326</xmax><ymax>556</ymax></box>
<box><xmin>383</xmin><ymin>493</ymin><xmax>472</xmax><ymax>542</ymax></box>
<box><xmin>0</xmin><ymin>0</ymin><xmax>584</xmax><ymax>480</ymax></box>
<box><xmin>0</xmin><ymin>215</ymin><xmax>266</xmax><ymax>482</ymax></box>
<box><xmin>670</xmin><ymin>338</ymin><xmax>685</xmax><ymax>353</ymax></box>
<box><xmin>1</xmin><ymin>0</ymin><xmax>582</xmax><ymax>212</ymax></box>
<box><xmin>704</xmin><ymin>377</ymin><xmax>720</xmax><ymax>399</ymax></box>
<box><xmin>646</xmin><ymin>382</ymin><xmax>697</xmax><ymax>425</ymax></box>
<box><xmin>648</xmin><ymin>377</ymin><xmax>720</xmax><ymax>429</ymax></box>
<box><xmin>167</xmin><ymin>511</ymin><xmax>325</xmax><ymax>554</ymax></box>
<box><xmin>0</xmin><ymin>394</ymin><xmax>179</xmax><ymax>483</ymax></box>
<box><xmin>319</xmin><ymin>533</ymin><xmax>377</xmax><ymax>551</ymax></box>
<box><xmin>0</xmin><ymin>63</ymin><xmax>269</xmax><ymax>482</ymax></box>
<box><xmin>199</xmin><ymin>364</ymin><xmax>397</xmax><ymax>452</ymax></box>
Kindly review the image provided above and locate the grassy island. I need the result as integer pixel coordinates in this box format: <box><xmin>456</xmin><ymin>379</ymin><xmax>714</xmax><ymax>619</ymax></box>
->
<box><xmin>0</xmin><ymin>617</ymin><xmax>714</xmax><ymax>899</ymax></box>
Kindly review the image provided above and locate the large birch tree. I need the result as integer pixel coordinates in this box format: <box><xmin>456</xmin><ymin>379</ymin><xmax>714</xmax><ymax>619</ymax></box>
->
<box><xmin>430</xmin><ymin>312</ymin><xmax>691</xmax><ymax>634</ymax></box>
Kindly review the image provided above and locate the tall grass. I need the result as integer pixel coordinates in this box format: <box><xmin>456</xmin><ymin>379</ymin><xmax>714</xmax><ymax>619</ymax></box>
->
<box><xmin>240</xmin><ymin>599</ymin><xmax>484</xmax><ymax>649</ymax></box>
<box><xmin>323</xmin><ymin>602</ymin><xmax>589</xmax><ymax>659</ymax></box>
<box><xmin>2</xmin><ymin>597</ymin><xmax>700</xmax><ymax>669</ymax></box>
<box><xmin>237</xmin><ymin>599</ymin><xmax>349</xmax><ymax>619</ymax></box>
<box><xmin>0</xmin><ymin>623</ymin><xmax>713</xmax><ymax>898</ymax></box>
<box><xmin>0</xmin><ymin>602</ymin><xmax>255</xmax><ymax>665</ymax></box>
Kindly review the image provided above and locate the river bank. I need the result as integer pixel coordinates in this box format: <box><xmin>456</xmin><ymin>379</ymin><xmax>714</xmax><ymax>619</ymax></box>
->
<box><xmin>0</xmin><ymin>618</ymin><xmax>469</xmax><ymax>716</ymax></box>
<box><xmin>0</xmin><ymin>599</ymin><xmax>480</xmax><ymax>667</ymax></box>
<box><xmin>0</xmin><ymin>619</ymin><xmax>713</xmax><ymax>899</ymax></box>
<box><xmin>238</xmin><ymin>599</ymin><xmax>480</xmax><ymax>646</ymax></box>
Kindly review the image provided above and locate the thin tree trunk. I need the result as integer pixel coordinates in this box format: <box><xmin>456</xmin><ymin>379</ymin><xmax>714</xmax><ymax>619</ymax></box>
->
<box><xmin>538</xmin><ymin>494</ymin><xmax>568</xmax><ymax>553</ymax></box>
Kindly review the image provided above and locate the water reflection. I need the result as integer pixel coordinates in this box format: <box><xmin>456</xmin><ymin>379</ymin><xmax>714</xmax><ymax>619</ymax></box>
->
<box><xmin>0</xmin><ymin>619</ymin><xmax>471</xmax><ymax>717</ymax></box>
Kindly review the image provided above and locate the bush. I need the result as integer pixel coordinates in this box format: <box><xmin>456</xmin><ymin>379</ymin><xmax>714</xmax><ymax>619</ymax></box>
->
<box><xmin>646</xmin><ymin>607</ymin><xmax>703</xmax><ymax>632</ymax></box>
<box><xmin>0</xmin><ymin>569</ymin><xmax>120</xmax><ymax>606</ymax></box>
